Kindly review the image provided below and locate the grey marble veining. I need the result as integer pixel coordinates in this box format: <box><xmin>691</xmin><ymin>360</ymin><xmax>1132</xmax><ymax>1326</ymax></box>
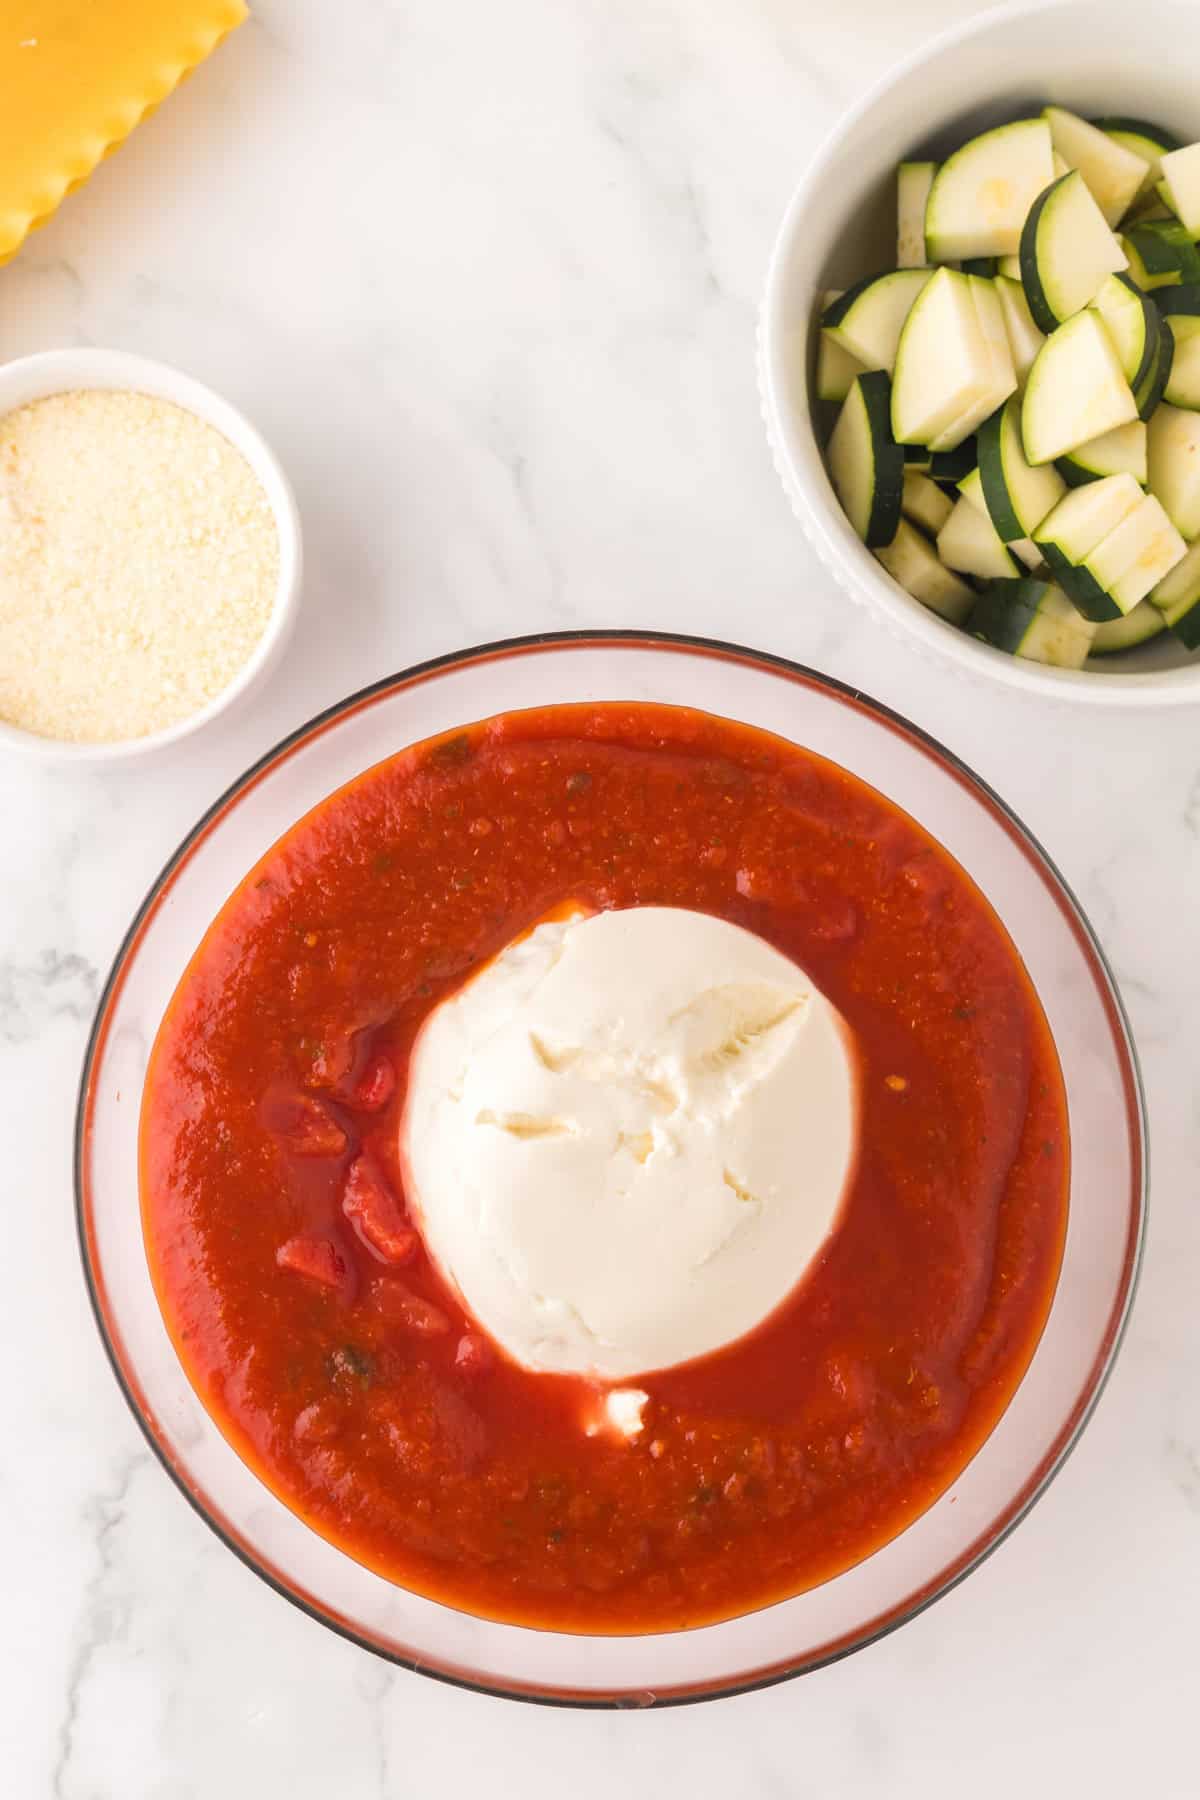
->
<box><xmin>1</xmin><ymin>1</ymin><xmax>1198</xmax><ymax>1794</ymax></box>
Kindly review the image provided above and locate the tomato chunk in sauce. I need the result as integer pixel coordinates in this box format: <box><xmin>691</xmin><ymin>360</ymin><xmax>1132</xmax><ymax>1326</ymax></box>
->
<box><xmin>140</xmin><ymin>703</ymin><xmax>1068</xmax><ymax>1632</ymax></box>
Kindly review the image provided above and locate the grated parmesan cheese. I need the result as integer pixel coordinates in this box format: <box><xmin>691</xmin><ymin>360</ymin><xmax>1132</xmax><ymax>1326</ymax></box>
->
<box><xmin>0</xmin><ymin>389</ymin><xmax>279</xmax><ymax>743</ymax></box>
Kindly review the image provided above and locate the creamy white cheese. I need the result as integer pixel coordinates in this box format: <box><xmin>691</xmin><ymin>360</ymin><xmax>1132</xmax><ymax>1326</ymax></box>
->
<box><xmin>402</xmin><ymin>906</ymin><xmax>856</xmax><ymax>1380</ymax></box>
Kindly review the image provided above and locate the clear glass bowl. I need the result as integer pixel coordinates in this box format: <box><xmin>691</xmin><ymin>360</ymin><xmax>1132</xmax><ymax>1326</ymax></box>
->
<box><xmin>76</xmin><ymin>634</ymin><xmax>1145</xmax><ymax>1706</ymax></box>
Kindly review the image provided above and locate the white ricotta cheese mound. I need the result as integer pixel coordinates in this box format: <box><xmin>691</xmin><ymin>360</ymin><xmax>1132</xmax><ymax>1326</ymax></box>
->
<box><xmin>402</xmin><ymin>907</ymin><xmax>857</xmax><ymax>1380</ymax></box>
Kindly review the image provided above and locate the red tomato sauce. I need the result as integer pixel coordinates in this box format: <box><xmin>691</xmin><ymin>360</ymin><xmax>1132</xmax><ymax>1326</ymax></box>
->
<box><xmin>140</xmin><ymin>703</ymin><xmax>1068</xmax><ymax>1632</ymax></box>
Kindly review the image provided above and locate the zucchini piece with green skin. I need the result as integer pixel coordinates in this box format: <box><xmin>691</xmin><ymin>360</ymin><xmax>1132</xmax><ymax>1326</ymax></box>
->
<box><xmin>1134</xmin><ymin>325</ymin><xmax>1175</xmax><ymax>420</ymax></box>
<box><xmin>959</xmin><ymin>469</ymin><xmax>1045</xmax><ymax>567</ymax></box>
<box><xmin>901</xmin><ymin>470</ymin><xmax>953</xmax><ymax>535</ymax></box>
<box><xmin>897</xmin><ymin>162</ymin><xmax>937</xmax><ymax>267</ymax></box>
<box><xmin>1156</xmin><ymin>142</ymin><xmax>1200</xmax><ymax>237</ymax></box>
<box><xmin>978</xmin><ymin>394</ymin><xmax>1065</xmax><ymax>540</ymax></box>
<box><xmin>929</xmin><ymin>438</ymin><xmax>977</xmax><ymax>484</ymax></box>
<box><xmin>1019</xmin><ymin>171</ymin><xmax>1128</xmax><ymax>333</ymax></box>
<box><xmin>1022</xmin><ymin>310</ymin><xmax>1138</xmax><ymax>465</ymax></box>
<box><xmin>1091</xmin><ymin>117</ymin><xmax>1183</xmax><ymax>202</ymax></box>
<box><xmin>1043</xmin><ymin>106</ymin><xmax>1149</xmax><ymax>227</ymax></box>
<box><xmin>1090</xmin><ymin>273</ymin><xmax>1162</xmax><ymax>392</ymax></box>
<box><xmin>960</xmin><ymin>257</ymin><xmax>998</xmax><ymax>277</ymax></box>
<box><xmin>827</xmin><ymin>372</ymin><xmax>905</xmax><ymax>547</ymax></box>
<box><xmin>1091</xmin><ymin>599</ymin><xmax>1167</xmax><ymax>653</ymax></box>
<box><xmin>815</xmin><ymin>292</ymin><xmax>868</xmax><ymax>403</ymax></box>
<box><xmin>1150</xmin><ymin>539</ymin><xmax>1200</xmax><ymax>647</ymax></box>
<box><xmin>1164</xmin><ymin>316</ymin><xmax>1200</xmax><ymax>409</ymax></box>
<box><xmin>1155</xmin><ymin>285</ymin><xmax>1200</xmax><ymax>317</ymax></box>
<box><xmin>925</xmin><ymin>119</ymin><xmax>1055</xmax><ymax>261</ymax></box>
<box><xmin>995</xmin><ymin>275</ymin><xmax>1045</xmax><ymax>381</ymax></box>
<box><xmin>1080</xmin><ymin>492</ymin><xmax>1186</xmax><ymax>611</ymax></box>
<box><xmin>823</xmin><ymin>269</ymin><xmax>933</xmax><ymax>374</ymax></box>
<box><xmin>1122</xmin><ymin>221</ymin><xmax>1200</xmax><ymax>290</ymax></box>
<box><xmin>1057</xmin><ymin>420</ymin><xmax>1148</xmax><ymax>487</ymax></box>
<box><xmin>891</xmin><ymin>268</ymin><xmax>1010</xmax><ymax>447</ymax></box>
<box><xmin>1033</xmin><ymin>473</ymin><xmax>1145</xmax><ymax>617</ymax></box>
<box><xmin>874</xmin><ymin>519</ymin><xmax>974</xmax><ymax>622</ymax></box>
<box><xmin>1147</xmin><ymin>403</ymin><xmax>1200</xmax><ymax>538</ymax></box>
<box><xmin>969</xmin><ymin>577</ymin><xmax>1097</xmax><ymax>667</ymax></box>
<box><xmin>936</xmin><ymin>494</ymin><xmax>1020</xmax><ymax>580</ymax></box>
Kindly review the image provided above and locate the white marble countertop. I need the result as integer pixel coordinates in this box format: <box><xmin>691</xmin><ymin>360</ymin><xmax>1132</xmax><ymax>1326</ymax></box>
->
<box><xmin>2</xmin><ymin>1</ymin><xmax>1197</xmax><ymax>1793</ymax></box>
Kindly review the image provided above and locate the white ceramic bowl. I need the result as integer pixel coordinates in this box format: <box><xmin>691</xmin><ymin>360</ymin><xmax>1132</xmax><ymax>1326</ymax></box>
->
<box><xmin>0</xmin><ymin>348</ymin><xmax>301</xmax><ymax>761</ymax></box>
<box><xmin>77</xmin><ymin>634</ymin><xmax>1145</xmax><ymax>1705</ymax></box>
<box><xmin>759</xmin><ymin>0</ymin><xmax>1200</xmax><ymax>706</ymax></box>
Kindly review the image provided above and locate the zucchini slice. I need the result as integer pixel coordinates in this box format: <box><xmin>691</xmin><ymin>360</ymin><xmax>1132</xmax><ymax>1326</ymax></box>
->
<box><xmin>930</xmin><ymin>439</ymin><xmax>977</xmax><ymax>484</ymax></box>
<box><xmin>823</xmin><ymin>269</ymin><xmax>933</xmax><ymax>374</ymax></box>
<box><xmin>827</xmin><ymin>372</ymin><xmax>905</xmax><ymax>547</ymax></box>
<box><xmin>1057</xmin><ymin>419</ymin><xmax>1148</xmax><ymax>487</ymax></box>
<box><xmin>1022</xmin><ymin>309</ymin><xmax>1138</xmax><ymax>465</ymax></box>
<box><xmin>874</xmin><ymin>519</ymin><xmax>975</xmax><ymax>622</ymax></box>
<box><xmin>936</xmin><ymin>494</ymin><xmax>1020</xmax><ymax>580</ymax></box>
<box><xmin>1164</xmin><ymin>316</ymin><xmax>1200</xmax><ymax>409</ymax></box>
<box><xmin>925</xmin><ymin>278</ymin><xmax>1018</xmax><ymax>453</ymax></box>
<box><xmin>925</xmin><ymin>119</ymin><xmax>1055</xmax><ymax>261</ymax></box>
<box><xmin>978</xmin><ymin>394</ymin><xmax>1066</xmax><ymax>539</ymax></box>
<box><xmin>1090</xmin><ymin>272</ymin><xmax>1162</xmax><ymax>392</ymax></box>
<box><xmin>1157</xmin><ymin>142</ymin><xmax>1200</xmax><ymax>237</ymax></box>
<box><xmin>1092</xmin><ymin>116</ymin><xmax>1183</xmax><ymax>201</ymax></box>
<box><xmin>1150</xmin><ymin>538</ymin><xmax>1200</xmax><ymax>647</ymax></box>
<box><xmin>1135</xmin><ymin>325</ymin><xmax>1175</xmax><ymax>420</ymax></box>
<box><xmin>958</xmin><ymin>468</ymin><xmax>1045</xmax><ymax>568</ymax></box>
<box><xmin>901</xmin><ymin>469</ymin><xmax>953</xmax><ymax>536</ymax></box>
<box><xmin>969</xmin><ymin>577</ymin><xmax>1097</xmax><ymax>667</ymax></box>
<box><xmin>1043</xmin><ymin>106</ymin><xmax>1149</xmax><ymax>227</ymax></box>
<box><xmin>1122</xmin><ymin>221</ymin><xmax>1200</xmax><ymax>290</ymax></box>
<box><xmin>1019</xmin><ymin>171</ymin><xmax>1128</xmax><ymax>333</ymax></box>
<box><xmin>1090</xmin><ymin>599</ymin><xmax>1167</xmax><ymax>653</ymax></box>
<box><xmin>816</xmin><ymin>291</ymin><xmax>867</xmax><ymax>403</ymax></box>
<box><xmin>995</xmin><ymin>274</ymin><xmax>1045</xmax><ymax>381</ymax></box>
<box><xmin>1033</xmin><ymin>472</ymin><xmax>1145</xmax><ymax>616</ymax></box>
<box><xmin>898</xmin><ymin>162</ymin><xmax>937</xmax><ymax>267</ymax></box>
<box><xmin>1156</xmin><ymin>285</ymin><xmax>1200</xmax><ymax>318</ymax></box>
<box><xmin>1147</xmin><ymin>402</ymin><xmax>1200</xmax><ymax>538</ymax></box>
<box><xmin>1081</xmin><ymin>493</ymin><xmax>1186</xmax><ymax>611</ymax></box>
<box><xmin>891</xmin><ymin>268</ymin><xmax>1012</xmax><ymax>448</ymax></box>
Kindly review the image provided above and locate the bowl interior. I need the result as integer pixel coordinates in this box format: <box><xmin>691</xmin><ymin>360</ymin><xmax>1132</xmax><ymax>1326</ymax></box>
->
<box><xmin>762</xmin><ymin>0</ymin><xmax>1200</xmax><ymax>694</ymax></box>
<box><xmin>78</xmin><ymin>636</ymin><xmax>1144</xmax><ymax>1703</ymax></box>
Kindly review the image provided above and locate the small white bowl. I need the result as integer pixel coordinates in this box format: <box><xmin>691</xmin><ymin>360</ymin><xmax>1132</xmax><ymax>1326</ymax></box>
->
<box><xmin>0</xmin><ymin>348</ymin><xmax>301</xmax><ymax>760</ymax></box>
<box><xmin>759</xmin><ymin>0</ymin><xmax>1200</xmax><ymax>706</ymax></box>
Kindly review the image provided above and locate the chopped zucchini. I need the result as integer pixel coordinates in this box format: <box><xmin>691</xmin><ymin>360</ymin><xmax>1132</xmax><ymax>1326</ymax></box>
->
<box><xmin>1057</xmin><ymin>419</ymin><xmax>1148</xmax><ymax>487</ymax></box>
<box><xmin>962</xmin><ymin>468</ymin><xmax>1047</xmax><ymax>569</ymax></box>
<box><xmin>898</xmin><ymin>162</ymin><xmax>937</xmax><ymax>267</ymax></box>
<box><xmin>1022</xmin><ymin>309</ymin><xmax>1138</xmax><ymax>465</ymax></box>
<box><xmin>978</xmin><ymin>393</ymin><xmax>1065</xmax><ymax>539</ymax></box>
<box><xmin>1155</xmin><ymin>285</ymin><xmax>1200</xmax><ymax>318</ymax></box>
<box><xmin>1033</xmin><ymin>472</ymin><xmax>1145</xmax><ymax>616</ymax></box>
<box><xmin>995</xmin><ymin>275</ymin><xmax>1045</xmax><ymax>381</ymax></box>
<box><xmin>891</xmin><ymin>267</ymin><xmax>1014</xmax><ymax>448</ymax></box>
<box><xmin>969</xmin><ymin>577</ymin><xmax>1097</xmax><ymax>667</ymax></box>
<box><xmin>1122</xmin><ymin>221</ymin><xmax>1200</xmax><ymax>290</ymax></box>
<box><xmin>1150</xmin><ymin>538</ymin><xmax>1200</xmax><ymax>647</ymax></box>
<box><xmin>923</xmin><ymin>276</ymin><xmax>1017</xmax><ymax>451</ymax></box>
<box><xmin>1019</xmin><ymin>170</ymin><xmax>1128</xmax><ymax>333</ymax></box>
<box><xmin>1092</xmin><ymin>116</ymin><xmax>1183</xmax><ymax>201</ymax></box>
<box><xmin>1081</xmin><ymin>492</ymin><xmax>1186</xmax><ymax>611</ymax></box>
<box><xmin>1147</xmin><ymin>403</ymin><xmax>1200</xmax><ymax>538</ymax></box>
<box><xmin>816</xmin><ymin>291</ymin><xmax>867</xmax><ymax>403</ymax></box>
<box><xmin>1090</xmin><ymin>272</ymin><xmax>1162</xmax><ymax>392</ymax></box>
<box><xmin>936</xmin><ymin>494</ymin><xmax>1020</xmax><ymax>580</ymax></box>
<box><xmin>1164</xmin><ymin>316</ymin><xmax>1200</xmax><ymax>409</ymax></box>
<box><xmin>874</xmin><ymin>519</ymin><xmax>975</xmax><ymax>622</ymax></box>
<box><xmin>929</xmin><ymin>439</ymin><xmax>978</xmax><ymax>485</ymax></box>
<box><xmin>827</xmin><ymin>372</ymin><xmax>905</xmax><ymax>547</ymax></box>
<box><xmin>1090</xmin><ymin>600</ymin><xmax>1167</xmax><ymax>653</ymax></box>
<box><xmin>1134</xmin><ymin>325</ymin><xmax>1175</xmax><ymax>420</ymax></box>
<box><xmin>1156</xmin><ymin>142</ymin><xmax>1200</xmax><ymax>237</ymax></box>
<box><xmin>901</xmin><ymin>469</ymin><xmax>954</xmax><ymax>536</ymax></box>
<box><xmin>1043</xmin><ymin>106</ymin><xmax>1149</xmax><ymax>227</ymax></box>
<box><xmin>924</xmin><ymin>119</ymin><xmax>1055</xmax><ymax>261</ymax></box>
<box><xmin>823</xmin><ymin>270</ymin><xmax>933</xmax><ymax>374</ymax></box>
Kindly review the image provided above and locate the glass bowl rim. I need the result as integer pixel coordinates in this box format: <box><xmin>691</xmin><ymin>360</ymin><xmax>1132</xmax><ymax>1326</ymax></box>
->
<box><xmin>74</xmin><ymin>629</ymin><xmax>1148</xmax><ymax>1708</ymax></box>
